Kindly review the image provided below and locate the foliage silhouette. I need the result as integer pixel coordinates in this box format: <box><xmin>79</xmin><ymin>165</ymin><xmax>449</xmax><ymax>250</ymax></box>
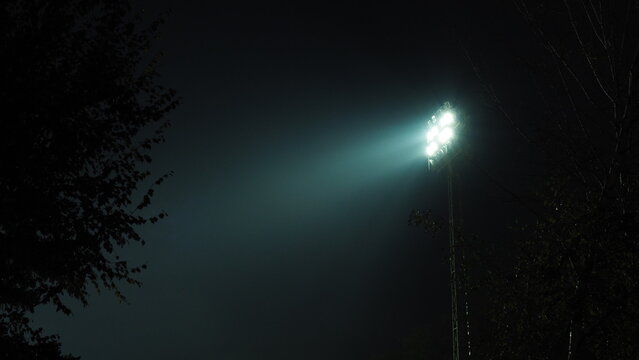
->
<box><xmin>0</xmin><ymin>0</ymin><xmax>179</xmax><ymax>358</ymax></box>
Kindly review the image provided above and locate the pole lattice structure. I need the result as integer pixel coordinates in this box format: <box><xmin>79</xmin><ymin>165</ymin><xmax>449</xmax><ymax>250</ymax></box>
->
<box><xmin>448</xmin><ymin>162</ymin><xmax>460</xmax><ymax>360</ymax></box>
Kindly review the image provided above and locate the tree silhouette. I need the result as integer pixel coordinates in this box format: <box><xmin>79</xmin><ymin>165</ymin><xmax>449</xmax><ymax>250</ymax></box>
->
<box><xmin>0</xmin><ymin>1</ymin><xmax>179</xmax><ymax>358</ymax></box>
<box><xmin>466</xmin><ymin>1</ymin><xmax>639</xmax><ymax>359</ymax></box>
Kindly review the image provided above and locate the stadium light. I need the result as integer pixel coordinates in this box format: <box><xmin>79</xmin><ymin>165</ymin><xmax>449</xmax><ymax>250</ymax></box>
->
<box><xmin>423</xmin><ymin>101</ymin><xmax>469</xmax><ymax>360</ymax></box>
<box><xmin>425</xmin><ymin>103</ymin><xmax>459</xmax><ymax>164</ymax></box>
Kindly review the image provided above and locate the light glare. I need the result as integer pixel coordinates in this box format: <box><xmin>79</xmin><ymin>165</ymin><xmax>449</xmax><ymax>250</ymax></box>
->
<box><xmin>440</xmin><ymin>112</ymin><xmax>455</xmax><ymax>126</ymax></box>
<box><xmin>426</xmin><ymin>126</ymin><xmax>439</xmax><ymax>141</ymax></box>
<box><xmin>426</xmin><ymin>143</ymin><xmax>439</xmax><ymax>157</ymax></box>
<box><xmin>424</xmin><ymin>102</ymin><xmax>458</xmax><ymax>161</ymax></box>
<box><xmin>438</xmin><ymin>127</ymin><xmax>454</xmax><ymax>144</ymax></box>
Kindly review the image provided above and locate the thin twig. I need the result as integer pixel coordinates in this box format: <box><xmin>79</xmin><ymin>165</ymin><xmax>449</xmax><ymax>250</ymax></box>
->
<box><xmin>564</xmin><ymin>0</ymin><xmax>615</xmax><ymax>104</ymax></box>
<box><xmin>461</xmin><ymin>46</ymin><xmax>532</xmax><ymax>144</ymax></box>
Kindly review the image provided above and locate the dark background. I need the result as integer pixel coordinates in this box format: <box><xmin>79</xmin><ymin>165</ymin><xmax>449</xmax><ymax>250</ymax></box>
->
<box><xmin>34</xmin><ymin>1</ymin><xmax>527</xmax><ymax>359</ymax></box>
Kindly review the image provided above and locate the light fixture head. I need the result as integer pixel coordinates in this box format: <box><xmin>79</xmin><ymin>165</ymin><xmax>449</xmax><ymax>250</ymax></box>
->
<box><xmin>425</xmin><ymin>102</ymin><xmax>459</xmax><ymax>162</ymax></box>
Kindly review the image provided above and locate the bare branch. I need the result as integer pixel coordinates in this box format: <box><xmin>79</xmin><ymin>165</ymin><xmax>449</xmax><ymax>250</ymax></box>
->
<box><xmin>581</xmin><ymin>0</ymin><xmax>607</xmax><ymax>49</ymax></box>
<box><xmin>622</xmin><ymin>43</ymin><xmax>639</xmax><ymax>121</ymax></box>
<box><xmin>553</xmin><ymin>61</ymin><xmax>605</xmax><ymax>189</ymax></box>
<box><xmin>461</xmin><ymin>46</ymin><xmax>532</xmax><ymax>143</ymax></box>
<box><xmin>619</xmin><ymin>0</ymin><xmax>633</xmax><ymax>53</ymax></box>
<box><xmin>514</xmin><ymin>0</ymin><xmax>601</xmax><ymax>109</ymax></box>
<box><xmin>564</xmin><ymin>0</ymin><xmax>616</xmax><ymax>105</ymax></box>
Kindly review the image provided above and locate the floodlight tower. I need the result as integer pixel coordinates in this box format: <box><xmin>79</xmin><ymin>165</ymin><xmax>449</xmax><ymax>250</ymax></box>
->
<box><xmin>425</xmin><ymin>102</ymin><xmax>464</xmax><ymax>360</ymax></box>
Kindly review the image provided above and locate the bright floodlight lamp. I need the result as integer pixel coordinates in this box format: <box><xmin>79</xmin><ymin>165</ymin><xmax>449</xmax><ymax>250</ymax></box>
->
<box><xmin>425</xmin><ymin>102</ymin><xmax>459</xmax><ymax>164</ymax></box>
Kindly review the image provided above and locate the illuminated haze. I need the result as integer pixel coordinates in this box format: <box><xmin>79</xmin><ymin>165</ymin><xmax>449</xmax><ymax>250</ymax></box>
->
<box><xmin>32</xmin><ymin>1</ymin><xmax>518</xmax><ymax>359</ymax></box>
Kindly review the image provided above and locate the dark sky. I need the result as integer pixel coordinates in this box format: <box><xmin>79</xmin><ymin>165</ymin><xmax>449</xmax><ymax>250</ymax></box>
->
<box><xmin>34</xmin><ymin>1</ymin><xmax>528</xmax><ymax>359</ymax></box>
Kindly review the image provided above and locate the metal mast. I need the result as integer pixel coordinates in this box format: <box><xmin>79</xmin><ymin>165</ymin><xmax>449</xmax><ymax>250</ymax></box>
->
<box><xmin>448</xmin><ymin>162</ymin><xmax>460</xmax><ymax>360</ymax></box>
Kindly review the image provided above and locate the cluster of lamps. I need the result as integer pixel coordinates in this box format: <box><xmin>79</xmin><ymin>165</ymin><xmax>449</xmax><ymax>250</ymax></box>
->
<box><xmin>425</xmin><ymin>107</ymin><xmax>457</xmax><ymax>160</ymax></box>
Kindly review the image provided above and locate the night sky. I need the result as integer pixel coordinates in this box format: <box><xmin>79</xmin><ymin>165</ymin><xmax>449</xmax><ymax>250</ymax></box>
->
<box><xmin>34</xmin><ymin>1</ymin><xmax>528</xmax><ymax>359</ymax></box>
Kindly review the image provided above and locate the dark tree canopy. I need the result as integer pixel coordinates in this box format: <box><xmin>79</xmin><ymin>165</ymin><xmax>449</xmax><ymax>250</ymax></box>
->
<box><xmin>0</xmin><ymin>0</ymin><xmax>178</xmax><ymax>358</ymax></box>
<box><xmin>465</xmin><ymin>1</ymin><xmax>639</xmax><ymax>359</ymax></box>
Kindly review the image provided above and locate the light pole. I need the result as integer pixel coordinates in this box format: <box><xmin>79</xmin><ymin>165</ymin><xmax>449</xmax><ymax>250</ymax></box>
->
<box><xmin>425</xmin><ymin>102</ymin><xmax>466</xmax><ymax>360</ymax></box>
